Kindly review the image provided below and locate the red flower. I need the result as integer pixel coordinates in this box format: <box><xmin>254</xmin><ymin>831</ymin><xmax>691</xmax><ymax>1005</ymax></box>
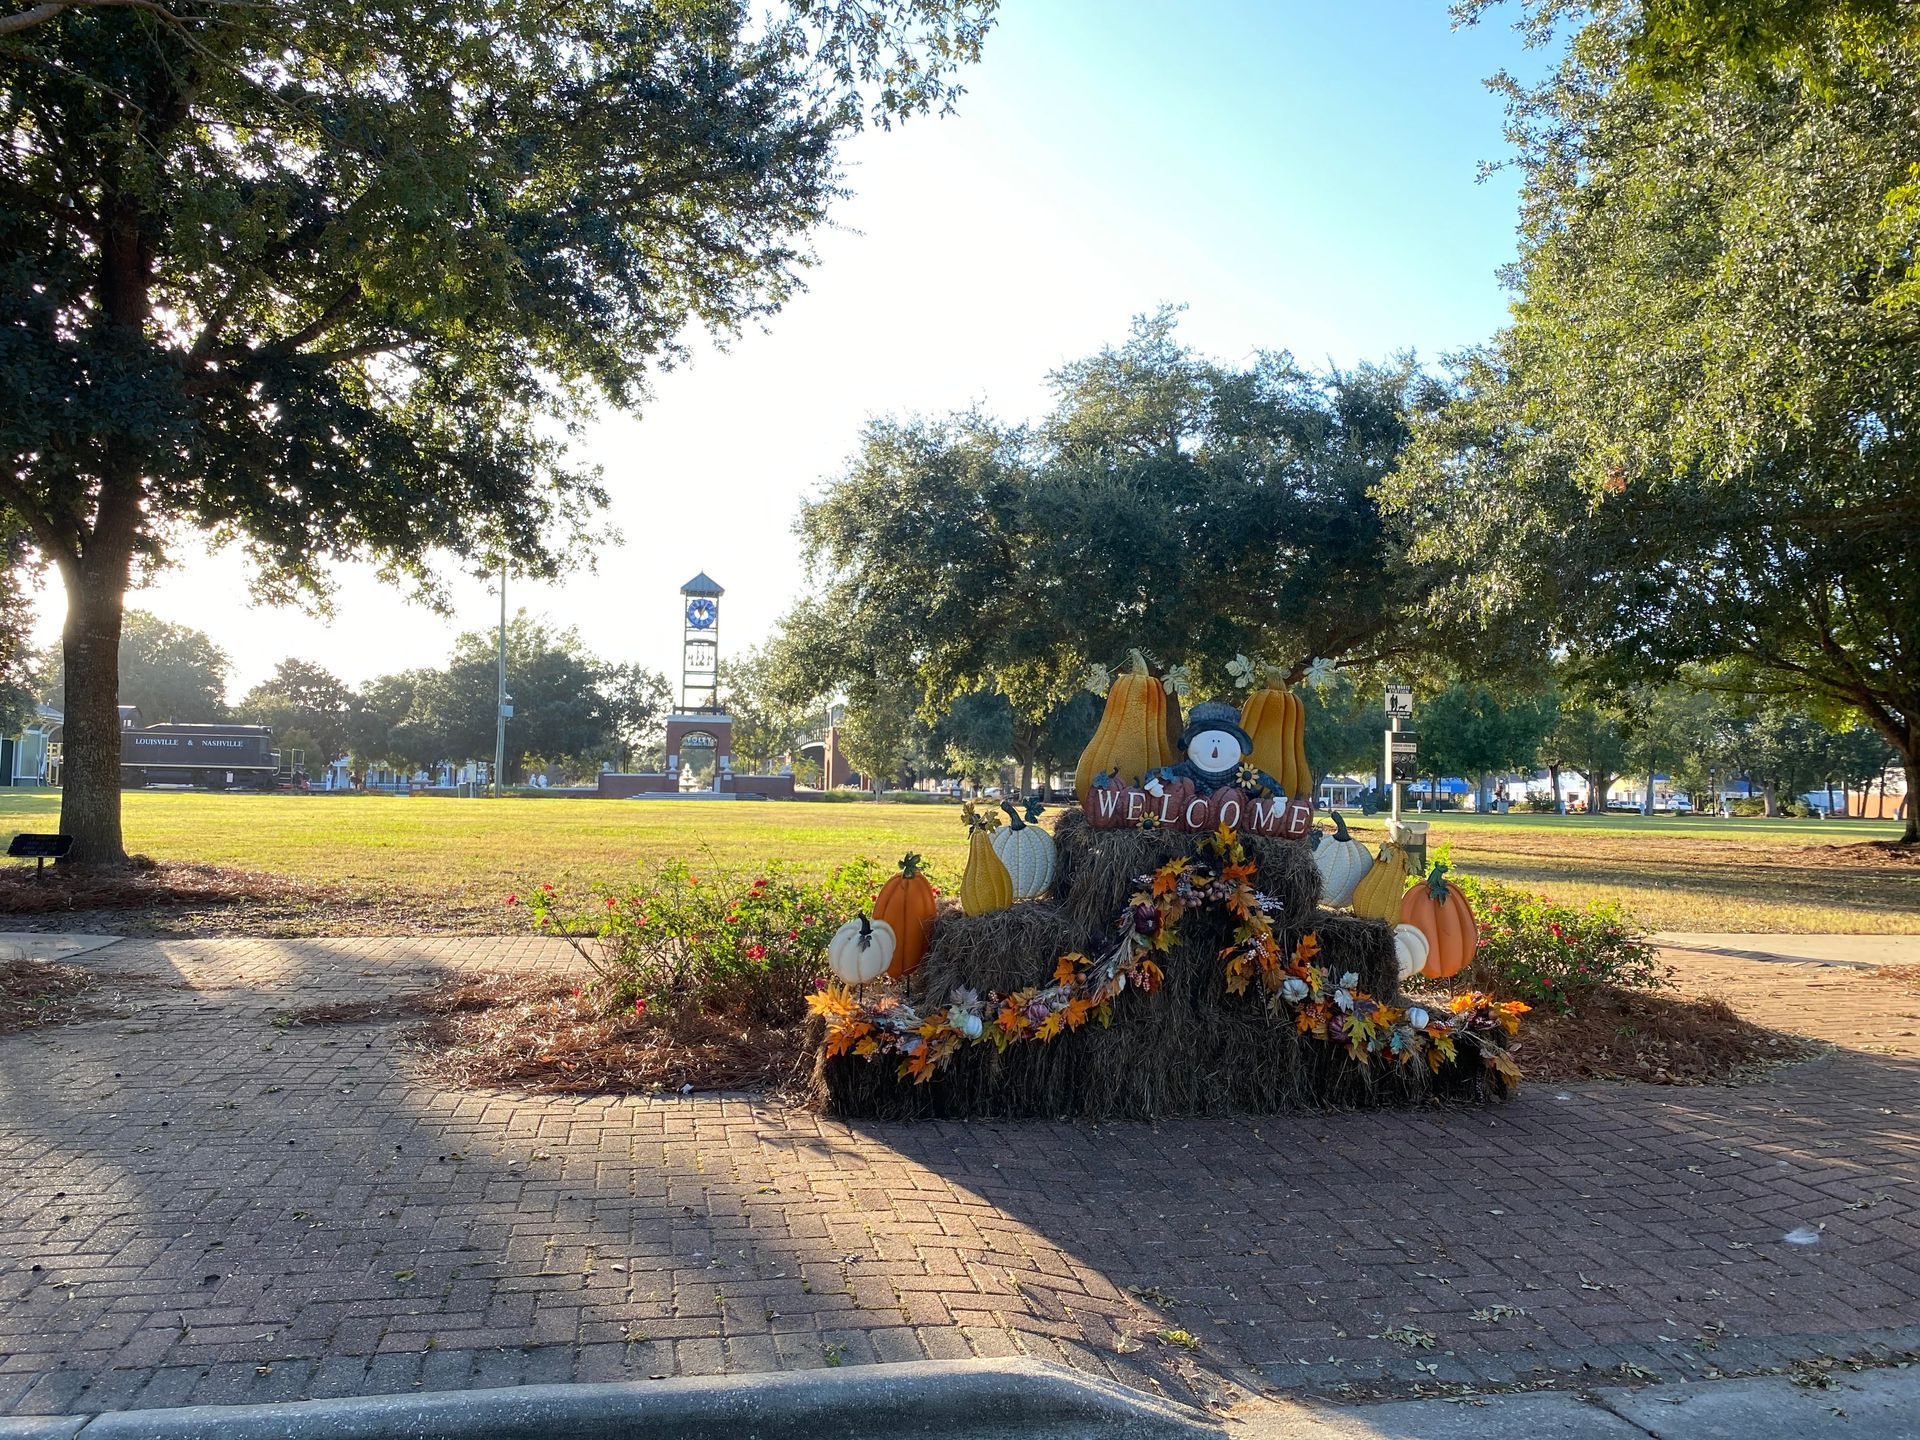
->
<box><xmin>632</xmin><ymin>997</ymin><xmax>647</xmax><ymax>1017</ymax></box>
<box><xmin>812</xmin><ymin>978</ymin><xmax>828</xmax><ymax>992</ymax></box>
<box><xmin>604</xmin><ymin>896</ymin><xmax>618</xmax><ymax>908</ymax></box>
<box><xmin>541</xmin><ymin>883</ymin><xmax>554</xmax><ymax>892</ymax></box>
<box><xmin>787</xmin><ymin>929</ymin><xmax>799</xmax><ymax>941</ymax></box>
<box><xmin>506</xmin><ymin>893</ymin><xmax>518</xmax><ymax>906</ymax></box>
<box><xmin>1549</xmin><ymin>922</ymin><xmax>1565</xmax><ymax>941</ymax></box>
<box><xmin>745</xmin><ymin>944</ymin><xmax>766</xmax><ymax>960</ymax></box>
<box><xmin>726</xmin><ymin>914</ymin><xmax>741</xmax><ymax>925</ymax></box>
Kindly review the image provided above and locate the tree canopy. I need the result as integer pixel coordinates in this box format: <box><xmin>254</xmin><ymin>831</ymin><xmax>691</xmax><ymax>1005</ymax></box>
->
<box><xmin>1387</xmin><ymin>8</ymin><xmax>1920</xmax><ymax>839</ymax></box>
<box><xmin>40</xmin><ymin>610</ymin><xmax>230</xmax><ymax>724</ymax></box>
<box><xmin>791</xmin><ymin>310</ymin><xmax>1437</xmax><ymax>775</ymax></box>
<box><xmin>0</xmin><ymin>0</ymin><xmax>993</xmax><ymax>860</ymax></box>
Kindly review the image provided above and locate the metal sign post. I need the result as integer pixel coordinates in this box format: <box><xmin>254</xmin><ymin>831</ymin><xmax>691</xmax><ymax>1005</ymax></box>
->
<box><xmin>1383</xmin><ymin>685</ymin><xmax>1413</xmax><ymax>826</ymax></box>
<box><xmin>1383</xmin><ymin>685</ymin><xmax>1427</xmax><ymax>872</ymax></box>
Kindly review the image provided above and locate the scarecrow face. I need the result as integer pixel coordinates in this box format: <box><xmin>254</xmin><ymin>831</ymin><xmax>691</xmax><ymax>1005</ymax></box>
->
<box><xmin>1189</xmin><ymin>727</ymin><xmax>1243</xmax><ymax>774</ymax></box>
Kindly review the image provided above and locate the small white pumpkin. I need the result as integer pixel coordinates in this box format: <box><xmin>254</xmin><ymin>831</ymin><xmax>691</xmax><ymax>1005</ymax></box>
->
<box><xmin>989</xmin><ymin>800</ymin><xmax>1056</xmax><ymax>900</ymax></box>
<box><xmin>1311</xmin><ymin>811</ymin><xmax>1374</xmax><ymax>908</ymax></box>
<box><xmin>828</xmin><ymin>915</ymin><xmax>896</xmax><ymax>984</ymax></box>
<box><xmin>1392</xmin><ymin>923</ymin><xmax>1430</xmax><ymax>980</ymax></box>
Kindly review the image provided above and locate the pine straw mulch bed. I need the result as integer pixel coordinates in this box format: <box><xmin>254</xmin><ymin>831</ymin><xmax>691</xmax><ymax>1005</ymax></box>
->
<box><xmin>0</xmin><ymin>957</ymin><xmax>111</xmax><ymax>1034</ymax></box>
<box><xmin>284</xmin><ymin>977</ymin><xmax>814</xmax><ymax>1098</ymax></box>
<box><xmin>1806</xmin><ymin>841</ymin><xmax>1920</xmax><ymax>868</ymax></box>
<box><xmin>1492</xmin><ymin>984</ymin><xmax>1817</xmax><ymax>1084</ymax></box>
<box><xmin>280</xmin><ymin>975</ymin><xmax>1811</xmax><ymax>1101</ymax></box>
<box><xmin>0</xmin><ymin>858</ymin><xmax>500</xmax><ymax>936</ymax></box>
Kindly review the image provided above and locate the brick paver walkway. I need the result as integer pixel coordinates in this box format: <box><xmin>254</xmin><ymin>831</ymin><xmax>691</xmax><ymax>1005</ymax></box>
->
<box><xmin>3</xmin><ymin>936</ymin><xmax>1918</xmax><ymax>1418</ymax></box>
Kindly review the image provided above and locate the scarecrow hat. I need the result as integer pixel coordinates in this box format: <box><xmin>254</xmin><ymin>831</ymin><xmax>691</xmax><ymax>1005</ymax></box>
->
<box><xmin>1180</xmin><ymin>698</ymin><xmax>1252</xmax><ymax>755</ymax></box>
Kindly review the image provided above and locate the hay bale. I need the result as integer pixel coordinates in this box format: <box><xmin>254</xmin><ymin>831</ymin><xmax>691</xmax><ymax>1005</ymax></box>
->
<box><xmin>914</xmin><ymin>901</ymin><xmax>1085</xmax><ymax>1001</ymax></box>
<box><xmin>1050</xmin><ymin>807</ymin><xmax>1323</xmax><ymax>935</ymax></box>
<box><xmin>817</xmin><ymin>898</ymin><xmax>1495</xmax><ymax>1119</ymax></box>
<box><xmin>814</xmin><ymin>818</ymin><xmax>1475</xmax><ymax>1119</ymax></box>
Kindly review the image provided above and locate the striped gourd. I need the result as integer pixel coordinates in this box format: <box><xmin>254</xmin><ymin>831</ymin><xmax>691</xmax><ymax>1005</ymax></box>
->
<box><xmin>1073</xmin><ymin>650</ymin><xmax>1174</xmax><ymax>801</ymax></box>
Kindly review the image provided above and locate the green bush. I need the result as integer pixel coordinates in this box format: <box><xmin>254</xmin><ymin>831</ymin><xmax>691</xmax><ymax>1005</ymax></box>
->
<box><xmin>1445</xmin><ymin>872</ymin><xmax>1667</xmax><ymax>1012</ymax></box>
<box><xmin>516</xmin><ymin>854</ymin><xmax>888</xmax><ymax>1022</ymax></box>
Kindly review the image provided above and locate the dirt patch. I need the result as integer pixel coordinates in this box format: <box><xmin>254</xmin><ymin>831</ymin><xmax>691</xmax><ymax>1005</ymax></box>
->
<box><xmin>0</xmin><ymin>958</ymin><xmax>99</xmax><ymax>1034</ymax></box>
<box><xmin>1513</xmin><ymin>986</ymin><xmax>1815</xmax><ymax>1084</ymax></box>
<box><xmin>289</xmin><ymin>977</ymin><xmax>812</xmax><ymax>1097</ymax></box>
<box><xmin>1811</xmin><ymin>842</ymin><xmax>1920</xmax><ymax>868</ymax></box>
<box><xmin>0</xmin><ymin>858</ymin><xmax>330</xmax><ymax>916</ymax></box>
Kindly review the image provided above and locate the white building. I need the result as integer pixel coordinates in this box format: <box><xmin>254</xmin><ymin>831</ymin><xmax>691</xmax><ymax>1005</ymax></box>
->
<box><xmin>1</xmin><ymin>704</ymin><xmax>60</xmax><ymax>787</ymax></box>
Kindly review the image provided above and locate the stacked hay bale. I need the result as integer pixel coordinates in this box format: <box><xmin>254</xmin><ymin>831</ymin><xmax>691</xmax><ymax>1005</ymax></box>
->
<box><xmin>816</xmin><ymin>810</ymin><xmax>1490</xmax><ymax>1119</ymax></box>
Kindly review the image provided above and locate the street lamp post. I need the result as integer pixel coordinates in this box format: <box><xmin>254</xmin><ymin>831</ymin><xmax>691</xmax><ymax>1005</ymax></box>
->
<box><xmin>493</xmin><ymin>561</ymin><xmax>507</xmax><ymax>799</ymax></box>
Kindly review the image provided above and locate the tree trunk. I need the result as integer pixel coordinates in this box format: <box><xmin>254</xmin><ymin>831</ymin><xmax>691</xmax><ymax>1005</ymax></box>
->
<box><xmin>56</xmin><ymin>549</ymin><xmax>133</xmax><ymax>865</ymax></box>
<box><xmin>1763</xmin><ymin>780</ymin><xmax>1778</xmax><ymax>818</ymax></box>
<box><xmin>1642</xmin><ymin>765</ymin><xmax>1655</xmax><ymax>817</ymax></box>
<box><xmin>1903</xmin><ymin>747</ymin><xmax>1919</xmax><ymax>845</ymax></box>
<box><xmin>1549</xmin><ymin>762</ymin><xmax>1562</xmax><ymax>813</ymax></box>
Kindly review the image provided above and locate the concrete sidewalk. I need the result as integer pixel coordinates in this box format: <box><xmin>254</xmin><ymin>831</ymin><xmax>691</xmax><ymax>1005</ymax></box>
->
<box><xmin>1655</xmin><ymin>933</ymin><xmax>1920</xmax><ymax>970</ymax></box>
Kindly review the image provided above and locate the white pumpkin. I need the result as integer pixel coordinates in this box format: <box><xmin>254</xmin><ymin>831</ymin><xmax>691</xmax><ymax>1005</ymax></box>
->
<box><xmin>1392</xmin><ymin>923</ymin><xmax>1429</xmax><ymax>981</ymax></box>
<box><xmin>828</xmin><ymin>915</ymin><xmax>896</xmax><ymax>984</ymax></box>
<box><xmin>1311</xmin><ymin>811</ymin><xmax>1374</xmax><ymax>908</ymax></box>
<box><xmin>990</xmin><ymin>801</ymin><xmax>1056</xmax><ymax>900</ymax></box>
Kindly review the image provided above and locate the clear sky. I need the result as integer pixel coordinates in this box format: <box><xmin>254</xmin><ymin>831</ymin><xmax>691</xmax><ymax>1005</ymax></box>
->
<box><xmin>25</xmin><ymin>0</ymin><xmax>1545</xmax><ymax>698</ymax></box>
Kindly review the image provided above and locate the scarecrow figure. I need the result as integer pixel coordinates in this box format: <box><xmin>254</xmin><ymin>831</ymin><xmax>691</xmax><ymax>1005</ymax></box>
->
<box><xmin>1145</xmin><ymin>698</ymin><xmax>1283</xmax><ymax>798</ymax></box>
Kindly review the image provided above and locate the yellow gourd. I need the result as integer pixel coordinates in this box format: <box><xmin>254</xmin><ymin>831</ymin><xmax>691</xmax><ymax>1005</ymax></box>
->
<box><xmin>1241</xmin><ymin>672</ymin><xmax>1310</xmax><ymax>798</ymax></box>
<box><xmin>1074</xmin><ymin>650</ymin><xmax>1174</xmax><ymax>800</ymax></box>
<box><xmin>1350</xmin><ymin>842</ymin><xmax>1412</xmax><ymax>922</ymax></box>
<box><xmin>960</xmin><ymin>825</ymin><xmax>1014</xmax><ymax>916</ymax></box>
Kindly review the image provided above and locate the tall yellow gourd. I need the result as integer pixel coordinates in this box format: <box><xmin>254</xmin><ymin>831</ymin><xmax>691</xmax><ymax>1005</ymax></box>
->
<box><xmin>960</xmin><ymin>824</ymin><xmax>1014</xmax><ymax>916</ymax></box>
<box><xmin>1074</xmin><ymin>650</ymin><xmax>1174</xmax><ymax>800</ymax></box>
<box><xmin>1241</xmin><ymin>671</ymin><xmax>1312</xmax><ymax>798</ymax></box>
<box><xmin>1350</xmin><ymin>842</ymin><xmax>1412</xmax><ymax>922</ymax></box>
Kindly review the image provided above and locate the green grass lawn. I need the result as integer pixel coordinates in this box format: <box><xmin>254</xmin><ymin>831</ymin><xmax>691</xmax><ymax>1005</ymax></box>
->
<box><xmin>1</xmin><ymin>790</ymin><xmax>1914</xmax><ymax>933</ymax></box>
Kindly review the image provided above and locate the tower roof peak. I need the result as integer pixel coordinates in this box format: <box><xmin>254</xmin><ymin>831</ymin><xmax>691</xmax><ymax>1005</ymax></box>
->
<box><xmin>680</xmin><ymin>571</ymin><xmax>724</xmax><ymax>597</ymax></box>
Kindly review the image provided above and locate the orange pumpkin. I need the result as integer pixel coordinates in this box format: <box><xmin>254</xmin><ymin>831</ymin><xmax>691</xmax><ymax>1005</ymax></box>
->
<box><xmin>873</xmin><ymin>852</ymin><xmax>937</xmax><ymax>978</ymax></box>
<box><xmin>1399</xmin><ymin>863</ymin><xmax>1479</xmax><ymax>980</ymax></box>
<box><xmin>1074</xmin><ymin>650</ymin><xmax>1174</xmax><ymax>800</ymax></box>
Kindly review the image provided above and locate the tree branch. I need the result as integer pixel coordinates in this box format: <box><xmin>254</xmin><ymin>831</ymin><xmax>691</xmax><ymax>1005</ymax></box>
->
<box><xmin>0</xmin><ymin>471</ymin><xmax>78</xmax><ymax>563</ymax></box>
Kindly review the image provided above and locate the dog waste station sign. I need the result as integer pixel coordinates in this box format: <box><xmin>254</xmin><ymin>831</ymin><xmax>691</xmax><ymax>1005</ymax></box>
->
<box><xmin>1387</xmin><ymin>730</ymin><xmax>1419</xmax><ymax>782</ymax></box>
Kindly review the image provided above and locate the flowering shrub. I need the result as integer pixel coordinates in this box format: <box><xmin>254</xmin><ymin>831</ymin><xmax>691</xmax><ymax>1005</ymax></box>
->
<box><xmin>1447</xmin><ymin>873</ymin><xmax>1667</xmax><ymax>1012</ymax></box>
<box><xmin>515</xmin><ymin>854</ymin><xmax>889</xmax><ymax>1022</ymax></box>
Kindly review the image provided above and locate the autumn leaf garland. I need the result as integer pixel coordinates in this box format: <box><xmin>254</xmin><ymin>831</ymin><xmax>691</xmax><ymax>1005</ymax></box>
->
<box><xmin>810</xmin><ymin>826</ymin><xmax>1527</xmax><ymax>1086</ymax></box>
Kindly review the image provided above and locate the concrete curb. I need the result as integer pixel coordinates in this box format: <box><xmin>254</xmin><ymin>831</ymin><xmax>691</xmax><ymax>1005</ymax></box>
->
<box><xmin>9</xmin><ymin>1359</ymin><xmax>1918</xmax><ymax>1440</ymax></box>
<box><xmin>22</xmin><ymin>1359</ymin><xmax>1217</xmax><ymax>1440</ymax></box>
<box><xmin>1224</xmin><ymin>1367</ymin><xmax>1920</xmax><ymax>1438</ymax></box>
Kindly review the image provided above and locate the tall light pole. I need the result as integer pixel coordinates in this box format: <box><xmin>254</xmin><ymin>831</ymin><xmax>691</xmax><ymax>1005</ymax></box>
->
<box><xmin>493</xmin><ymin>560</ymin><xmax>507</xmax><ymax>798</ymax></box>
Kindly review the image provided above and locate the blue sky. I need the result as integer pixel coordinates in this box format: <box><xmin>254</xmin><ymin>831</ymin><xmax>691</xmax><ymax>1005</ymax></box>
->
<box><xmin>30</xmin><ymin>2</ymin><xmax>1549</xmax><ymax>695</ymax></box>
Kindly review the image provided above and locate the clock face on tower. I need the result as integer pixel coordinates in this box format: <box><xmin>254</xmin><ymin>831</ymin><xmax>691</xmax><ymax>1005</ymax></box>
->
<box><xmin>685</xmin><ymin>598</ymin><xmax>718</xmax><ymax>630</ymax></box>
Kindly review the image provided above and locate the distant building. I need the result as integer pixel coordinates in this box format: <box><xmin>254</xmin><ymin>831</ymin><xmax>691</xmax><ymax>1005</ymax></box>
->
<box><xmin>1</xmin><ymin>704</ymin><xmax>61</xmax><ymax>787</ymax></box>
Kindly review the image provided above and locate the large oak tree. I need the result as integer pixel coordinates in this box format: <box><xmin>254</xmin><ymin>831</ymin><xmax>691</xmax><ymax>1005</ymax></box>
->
<box><xmin>793</xmin><ymin>311</ymin><xmax>1438</xmax><ymax>777</ymax></box>
<box><xmin>1389</xmin><ymin>9</ymin><xmax>1920</xmax><ymax>840</ymax></box>
<box><xmin>0</xmin><ymin>0</ymin><xmax>992</xmax><ymax>861</ymax></box>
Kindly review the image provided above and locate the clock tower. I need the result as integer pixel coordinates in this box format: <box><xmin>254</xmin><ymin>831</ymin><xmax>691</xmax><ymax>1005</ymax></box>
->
<box><xmin>679</xmin><ymin>570</ymin><xmax>723</xmax><ymax>712</ymax></box>
<box><xmin>663</xmin><ymin>571</ymin><xmax>732</xmax><ymax>789</ymax></box>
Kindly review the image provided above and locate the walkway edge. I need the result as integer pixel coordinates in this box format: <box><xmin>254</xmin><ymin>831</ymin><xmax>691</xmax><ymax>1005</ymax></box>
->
<box><xmin>52</xmin><ymin>1359</ymin><xmax>1220</xmax><ymax>1440</ymax></box>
